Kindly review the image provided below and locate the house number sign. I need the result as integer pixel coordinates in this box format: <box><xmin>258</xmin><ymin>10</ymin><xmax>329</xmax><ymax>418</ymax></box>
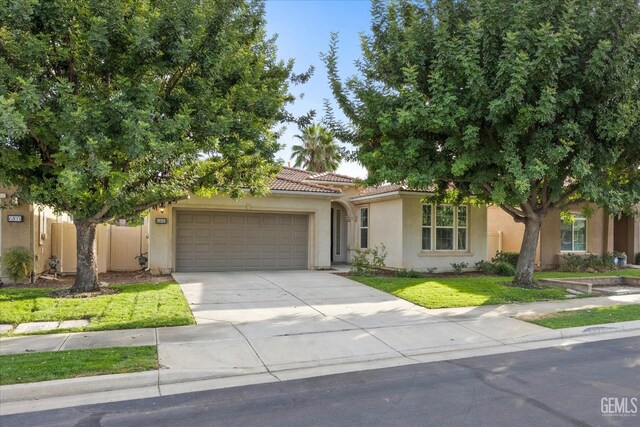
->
<box><xmin>155</xmin><ymin>218</ymin><xmax>168</xmax><ymax>224</ymax></box>
<box><xmin>8</xmin><ymin>215</ymin><xmax>24</xmax><ymax>222</ymax></box>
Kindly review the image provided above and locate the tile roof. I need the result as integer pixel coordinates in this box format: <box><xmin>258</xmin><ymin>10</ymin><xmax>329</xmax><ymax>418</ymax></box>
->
<box><xmin>277</xmin><ymin>167</ymin><xmax>314</xmax><ymax>182</ymax></box>
<box><xmin>306</xmin><ymin>171</ymin><xmax>355</xmax><ymax>184</ymax></box>
<box><xmin>267</xmin><ymin>166</ymin><xmax>357</xmax><ymax>194</ymax></box>
<box><xmin>355</xmin><ymin>184</ymin><xmax>434</xmax><ymax>198</ymax></box>
<box><xmin>269</xmin><ymin>176</ymin><xmax>341</xmax><ymax>194</ymax></box>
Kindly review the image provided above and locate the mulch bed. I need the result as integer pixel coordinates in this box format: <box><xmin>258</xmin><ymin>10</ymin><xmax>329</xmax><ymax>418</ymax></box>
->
<box><xmin>2</xmin><ymin>270</ymin><xmax>175</xmax><ymax>289</ymax></box>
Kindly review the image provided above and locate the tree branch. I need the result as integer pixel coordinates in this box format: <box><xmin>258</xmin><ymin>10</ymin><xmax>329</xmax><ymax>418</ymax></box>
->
<box><xmin>500</xmin><ymin>204</ymin><xmax>527</xmax><ymax>223</ymax></box>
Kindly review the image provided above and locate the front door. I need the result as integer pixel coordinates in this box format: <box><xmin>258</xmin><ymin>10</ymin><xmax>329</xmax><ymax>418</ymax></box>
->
<box><xmin>331</xmin><ymin>205</ymin><xmax>347</xmax><ymax>263</ymax></box>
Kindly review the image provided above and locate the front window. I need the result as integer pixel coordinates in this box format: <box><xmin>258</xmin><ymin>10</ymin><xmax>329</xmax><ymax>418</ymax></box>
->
<box><xmin>561</xmin><ymin>214</ymin><xmax>587</xmax><ymax>252</ymax></box>
<box><xmin>422</xmin><ymin>204</ymin><xmax>468</xmax><ymax>251</ymax></box>
<box><xmin>360</xmin><ymin>207</ymin><xmax>369</xmax><ymax>248</ymax></box>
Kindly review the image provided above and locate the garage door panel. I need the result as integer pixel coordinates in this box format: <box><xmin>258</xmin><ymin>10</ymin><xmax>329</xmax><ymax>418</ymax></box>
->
<box><xmin>176</xmin><ymin>211</ymin><xmax>308</xmax><ymax>272</ymax></box>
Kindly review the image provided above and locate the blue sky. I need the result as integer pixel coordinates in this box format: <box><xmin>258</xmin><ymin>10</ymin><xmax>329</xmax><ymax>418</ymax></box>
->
<box><xmin>264</xmin><ymin>0</ymin><xmax>372</xmax><ymax>178</ymax></box>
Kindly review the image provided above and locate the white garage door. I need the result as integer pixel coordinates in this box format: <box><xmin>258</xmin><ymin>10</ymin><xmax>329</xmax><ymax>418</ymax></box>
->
<box><xmin>175</xmin><ymin>211</ymin><xmax>309</xmax><ymax>272</ymax></box>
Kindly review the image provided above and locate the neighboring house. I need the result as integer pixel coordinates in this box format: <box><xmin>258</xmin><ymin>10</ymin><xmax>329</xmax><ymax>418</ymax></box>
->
<box><xmin>147</xmin><ymin>167</ymin><xmax>488</xmax><ymax>273</ymax></box>
<box><xmin>487</xmin><ymin>203</ymin><xmax>640</xmax><ymax>269</ymax></box>
<box><xmin>0</xmin><ymin>187</ymin><xmax>148</xmax><ymax>282</ymax></box>
<box><xmin>0</xmin><ymin>187</ymin><xmax>66</xmax><ymax>282</ymax></box>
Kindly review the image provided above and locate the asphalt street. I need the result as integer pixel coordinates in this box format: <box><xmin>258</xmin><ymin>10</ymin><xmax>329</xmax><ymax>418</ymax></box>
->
<box><xmin>3</xmin><ymin>336</ymin><xmax>639</xmax><ymax>427</ymax></box>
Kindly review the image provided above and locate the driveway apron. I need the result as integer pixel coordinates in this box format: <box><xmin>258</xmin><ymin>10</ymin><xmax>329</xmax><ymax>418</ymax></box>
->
<box><xmin>164</xmin><ymin>271</ymin><xmax>547</xmax><ymax>382</ymax></box>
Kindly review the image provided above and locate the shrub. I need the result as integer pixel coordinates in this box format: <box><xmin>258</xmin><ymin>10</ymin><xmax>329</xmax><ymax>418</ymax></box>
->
<box><xmin>636</xmin><ymin>252</ymin><xmax>640</xmax><ymax>265</ymax></box>
<box><xmin>601</xmin><ymin>252</ymin><xmax>617</xmax><ymax>270</ymax></box>
<box><xmin>395</xmin><ymin>269</ymin><xmax>424</xmax><ymax>278</ymax></box>
<box><xmin>491</xmin><ymin>251</ymin><xmax>519</xmax><ymax>268</ymax></box>
<box><xmin>560</xmin><ymin>253</ymin><xmax>584</xmax><ymax>272</ymax></box>
<box><xmin>350</xmin><ymin>244</ymin><xmax>387</xmax><ymax>276</ymax></box>
<box><xmin>1</xmin><ymin>246</ymin><xmax>34</xmax><ymax>283</ymax></box>
<box><xmin>450</xmin><ymin>262</ymin><xmax>469</xmax><ymax>274</ymax></box>
<box><xmin>475</xmin><ymin>260</ymin><xmax>496</xmax><ymax>275</ymax></box>
<box><xmin>585</xmin><ymin>254</ymin><xmax>605</xmax><ymax>272</ymax></box>
<box><xmin>424</xmin><ymin>267</ymin><xmax>438</xmax><ymax>275</ymax></box>
<box><xmin>494</xmin><ymin>262</ymin><xmax>516</xmax><ymax>277</ymax></box>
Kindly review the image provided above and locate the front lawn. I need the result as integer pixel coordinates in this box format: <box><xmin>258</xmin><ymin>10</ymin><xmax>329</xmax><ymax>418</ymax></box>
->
<box><xmin>352</xmin><ymin>276</ymin><xmax>566</xmax><ymax>309</ymax></box>
<box><xmin>0</xmin><ymin>282</ymin><xmax>194</xmax><ymax>336</ymax></box>
<box><xmin>525</xmin><ymin>304</ymin><xmax>640</xmax><ymax>329</ymax></box>
<box><xmin>0</xmin><ymin>346</ymin><xmax>158</xmax><ymax>385</ymax></box>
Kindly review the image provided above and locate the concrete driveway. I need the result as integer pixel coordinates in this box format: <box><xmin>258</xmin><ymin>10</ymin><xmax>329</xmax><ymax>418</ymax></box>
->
<box><xmin>164</xmin><ymin>270</ymin><xmax>552</xmax><ymax>388</ymax></box>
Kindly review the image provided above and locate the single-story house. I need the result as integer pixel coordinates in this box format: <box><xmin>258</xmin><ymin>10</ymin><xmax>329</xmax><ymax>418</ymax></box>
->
<box><xmin>0</xmin><ymin>187</ymin><xmax>147</xmax><ymax>282</ymax></box>
<box><xmin>147</xmin><ymin>167</ymin><xmax>488</xmax><ymax>273</ymax></box>
<box><xmin>487</xmin><ymin>203</ymin><xmax>640</xmax><ymax>269</ymax></box>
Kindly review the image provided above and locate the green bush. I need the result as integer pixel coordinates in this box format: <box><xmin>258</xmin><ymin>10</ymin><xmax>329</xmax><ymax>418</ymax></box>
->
<box><xmin>491</xmin><ymin>251</ymin><xmax>519</xmax><ymax>268</ymax></box>
<box><xmin>395</xmin><ymin>269</ymin><xmax>424</xmax><ymax>278</ymax></box>
<box><xmin>601</xmin><ymin>252</ymin><xmax>617</xmax><ymax>270</ymax></box>
<box><xmin>349</xmin><ymin>244</ymin><xmax>387</xmax><ymax>276</ymax></box>
<box><xmin>450</xmin><ymin>262</ymin><xmax>469</xmax><ymax>274</ymax></box>
<box><xmin>636</xmin><ymin>253</ymin><xmax>640</xmax><ymax>265</ymax></box>
<box><xmin>560</xmin><ymin>253</ymin><xmax>584</xmax><ymax>272</ymax></box>
<box><xmin>1</xmin><ymin>246</ymin><xmax>34</xmax><ymax>283</ymax></box>
<box><xmin>494</xmin><ymin>262</ymin><xmax>516</xmax><ymax>276</ymax></box>
<box><xmin>585</xmin><ymin>254</ymin><xmax>604</xmax><ymax>272</ymax></box>
<box><xmin>475</xmin><ymin>260</ymin><xmax>496</xmax><ymax>275</ymax></box>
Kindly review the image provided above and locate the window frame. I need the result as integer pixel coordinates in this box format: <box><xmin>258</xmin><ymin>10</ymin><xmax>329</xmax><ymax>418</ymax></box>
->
<box><xmin>560</xmin><ymin>213</ymin><xmax>587</xmax><ymax>253</ymax></box>
<box><xmin>421</xmin><ymin>204</ymin><xmax>469</xmax><ymax>252</ymax></box>
<box><xmin>360</xmin><ymin>207</ymin><xmax>369</xmax><ymax>249</ymax></box>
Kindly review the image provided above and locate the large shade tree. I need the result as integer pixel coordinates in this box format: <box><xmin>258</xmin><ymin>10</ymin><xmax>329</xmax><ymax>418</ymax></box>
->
<box><xmin>324</xmin><ymin>0</ymin><xmax>640</xmax><ymax>286</ymax></box>
<box><xmin>290</xmin><ymin>123</ymin><xmax>341</xmax><ymax>172</ymax></box>
<box><xmin>0</xmin><ymin>0</ymin><xmax>308</xmax><ymax>292</ymax></box>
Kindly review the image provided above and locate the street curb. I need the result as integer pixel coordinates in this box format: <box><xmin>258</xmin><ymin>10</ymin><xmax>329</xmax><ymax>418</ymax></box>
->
<box><xmin>0</xmin><ymin>371</ymin><xmax>157</xmax><ymax>402</ymax></box>
<box><xmin>558</xmin><ymin>319</ymin><xmax>640</xmax><ymax>338</ymax></box>
<box><xmin>2</xmin><ymin>323</ymin><xmax>640</xmax><ymax>410</ymax></box>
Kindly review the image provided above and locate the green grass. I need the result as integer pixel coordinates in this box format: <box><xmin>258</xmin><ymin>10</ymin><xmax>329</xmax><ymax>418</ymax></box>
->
<box><xmin>527</xmin><ymin>304</ymin><xmax>640</xmax><ymax>329</ymax></box>
<box><xmin>0</xmin><ymin>282</ymin><xmax>194</xmax><ymax>336</ymax></box>
<box><xmin>0</xmin><ymin>346</ymin><xmax>158</xmax><ymax>385</ymax></box>
<box><xmin>352</xmin><ymin>276</ymin><xmax>567</xmax><ymax>309</ymax></box>
<box><xmin>351</xmin><ymin>269</ymin><xmax>640</xmax><ymax>309</ymax></box>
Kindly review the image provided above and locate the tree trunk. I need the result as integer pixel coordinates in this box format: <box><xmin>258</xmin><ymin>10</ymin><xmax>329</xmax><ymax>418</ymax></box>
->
<box><xmin>513</xmin><ymin>216</ymin><xmax>543</xmax><ymax>287</ymax></box>
<box><xmin>71</xmin><ymin>220</ymin><xmax>100</xmax><ymax>293</ymax></box>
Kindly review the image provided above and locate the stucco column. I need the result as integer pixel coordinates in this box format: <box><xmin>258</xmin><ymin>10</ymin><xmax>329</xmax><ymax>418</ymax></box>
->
<box><xmin>346</xmin><ymin>215</ymin><xmax>357</xmax><ymax>262</ymax></box>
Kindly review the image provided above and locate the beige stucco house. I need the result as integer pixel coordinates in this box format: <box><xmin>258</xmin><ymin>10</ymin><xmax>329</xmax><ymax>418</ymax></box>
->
<box><xmin>487</xmin><ymin>203</ymin><xmax>640</xmax><ymax>269</ymax></box>
<box><xmin>147</xmin><ymin>167</ymin><xmax>488</xmax><ymax>273</ymax></box>
<box><xmin>0</xmin><ymin>187</ymin><xmax>64</xmax><ymax>282</ymax></box>
<box><xmin>0</xmin><ymin>187</ymin><xmax>148</xmax><ymax>282</ymax></box>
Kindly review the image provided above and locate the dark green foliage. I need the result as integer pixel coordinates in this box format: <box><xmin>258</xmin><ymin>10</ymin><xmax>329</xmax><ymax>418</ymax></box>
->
<box><xmin>1</xmin><ymin>247</ymin><xmax>33</xmax><ymax>283</ymax></box>
<box><xmin>450</xmin><ymin>262</ymin><xmax>469</xmax><ymax>274</ymax></box>
<box><xmin>494</xmin><ymin>262</ymin><xmax>516</xmax><ymax>277</ymax></box>
<box><xmin>395</xmin><ymin>268</ymin><xmax>425</xmax><ymax>278</ymax></box>
<box><xmin>560</xmin><ymin>253</ymin><xmax>586</xmax><ymax>272</ymax></box>
<box><xmin>636</xmin><ymin>253</ymin><xmax>640</xmax><ymax>265</ymax></box>
<box><xmin>0</xmin><ymin>0</ymin><xmax>306</xmax><ymax>291</ymax></box>
<box><xmin>475</xmin><ymin>260</ymin><xmax>496</xmax><ymax>275</ymax></box>
<box><xmin>491</xmin><ymin>252</ymin><xmax>520</xmax><ymax>268</ymax></box>
<box><xmin>291</xmin><ymin>124</ymin><xmax>341</xmax><ymax>172</ymax></box>
<box><xmin>324</xmin><ymin>0</ymin><xmax>640</xmax><ymax>285</ymax></box>
<box><xmin>349</xmin><ymin>244</ymin><xmax>387</xmax><ymax>276</ymax></box>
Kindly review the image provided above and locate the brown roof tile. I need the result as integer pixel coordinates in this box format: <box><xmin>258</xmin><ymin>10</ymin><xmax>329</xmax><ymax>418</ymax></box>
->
<box><xmin>306</xmin><ymin>171</ymin><xmax>355</xmax><ymax>184</ymax></box>
<box><xmin>269</xmin><ymin>176</ymin><xmax>341</xmax><ymax>194</ymax></box>
<box><xmin>278</xmin><ymin>166</ymin><xmax>314</xmax><ymax>182</ymax></box>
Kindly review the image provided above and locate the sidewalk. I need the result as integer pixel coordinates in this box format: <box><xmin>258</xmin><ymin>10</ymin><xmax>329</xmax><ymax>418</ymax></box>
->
<box><xmin>2</xmin><ymin>293</ymin><xmax>640</xmax><ymax>415</ymax></box>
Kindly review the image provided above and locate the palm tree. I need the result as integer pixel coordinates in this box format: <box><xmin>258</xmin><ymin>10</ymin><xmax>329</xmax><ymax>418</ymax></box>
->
<box><xmin>290</xmin><ymin>124</ymin><xmax>341</xmax><ymax>172</ymax></box>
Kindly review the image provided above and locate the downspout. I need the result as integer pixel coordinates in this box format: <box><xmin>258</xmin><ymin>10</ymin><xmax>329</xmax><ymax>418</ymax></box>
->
<box><xmin>30</xmin><ymin>205</ymin><xmax>35</xmax><ymax>283</ymax></box>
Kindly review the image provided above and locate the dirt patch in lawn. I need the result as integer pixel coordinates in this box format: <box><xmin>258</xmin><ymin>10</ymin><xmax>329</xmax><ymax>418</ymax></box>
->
<box><xmin>2</xmin><ymin>271</ymin><xmax>175</xmax><ymax>289</ymax></box>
